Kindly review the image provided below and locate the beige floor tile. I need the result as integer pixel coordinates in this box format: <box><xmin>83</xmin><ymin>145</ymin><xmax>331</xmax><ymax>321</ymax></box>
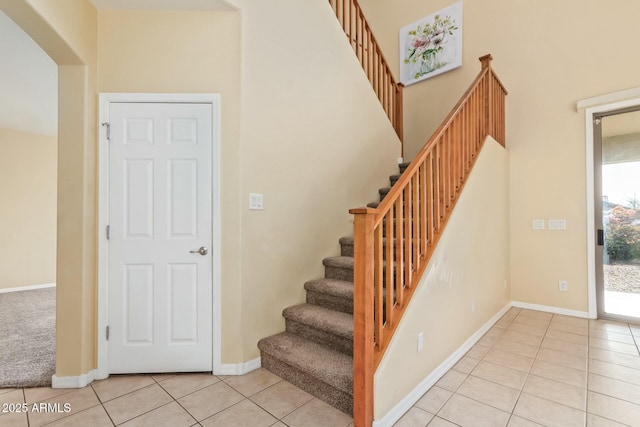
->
<box><xmin>92</xmin><ymin>375</ymin><xmax>155</xmax><ymax>402</ymax></box>
<box><xmin>157</xmin><ymin>373</ymin><xmax>220</xmax><ymax>399</ymax></box>
<box><xmin>222</xmin><ymin>368</ymin><xmax>281</xmax><ymax>397</ymax></box>
<box><xmin>548</xmin><ymin>322</ymin><xmax>588</xmax><ymax>336</ymax></box>
<box><xmin>434</xmin><ymin>370</ymin><xmax>467</xmax><ymax>392</ymax></box>
<box><xmin>250</xmin><ymin>380</ymin><xmax>313</xmax><ymax>419</ymax></box>
<box><xmin>0</xmin><ymin>390</ymin><xmax>24</xmax><ymax>405</ymax></box>
<box><xmin>589</xmin><ymin>320</ymin><xmax>631</xmax><ymax>335</ymax></box>
<box><xmin>499</xmin><ymin>330</ymin><xmax>543</xmax><ymax>347</ymax></box>
<box><xmin>438</xmin><ymin>393</ymin><xmax>510</xmax><ymax>427</ymax></box>
<box><xmin>471</xmin><ymin>361</ymin><xmax>528</xmax><ymax>390</ymax></box>
<box><xmin>588</xmin><ymin>373</ymin><xmax>640</xmax><ymax>405</ymax></box>
<box><xmin>536</xmin><ymin>347</ymin><xmax>587</xmax><ymax>371</ymax></box>
<box><xmin>513</xmin><ymin>393</ymin><xmax>585</xmax><ymax>427</ymax></box>
<box><xmin>541</xmin><ymin>337</ymin><xmax>587</xmax><ymax>357</ymax></box>
<box><xmin>477</xmin><ymin>334</ymin><xmax>502</xmax><ymax>347</ymax></box>
<box><xmin>506</xmin><ymin>415</ymin><xmax>544</xmax><ymax>426</ymax></box>
<box><xmin>466</xmin><ymin>344</ymin><xmax>491</xmax><ymax>360</ymax></box>
<box><xmin>631</xmin><ymin>325</ymin><xmax>640</xmax><ymax>337</ymax></box>
<box><xmin>27</xmin><ymin>387</ymin><xmax>101</xmax><ymax>427</ymax></box>
<box><xmin>493</xmin><ymin>338</ymin><xmax>539</xmax><ymax>359</ymax></box>
<box><xmin>506</xmin><ymin>307</ymin><xmax>522</xmax><ymax>315</ymax></box>
<box><xmin>119</xmin><ymin>401</ymin><xmax>196</xmax><ymax>427</ymax></box>
<box><xmin>550</xmin><ymin>314</ymin><xmax>588</xmax><ymax>328</ymax></box>
<box><xmin>506</xmin><ymin>322</ymin><xmax>547</xmax><ymax>338</ymax></box>
<box><xmin>45</xmin><ymin>405</ymin><xmax>113</xmax><ymax>427</ymax></box>
<box><xmin>414</xmin><ymin>386</ymin><xmax>452</xmax><ymax>414</ymax></box>
<box><xmin>427</xmin><ymin>417</ymin><xmax>459</xmax><ymax>426</ymax></box>
<box><xmin>456</xmin><ymin>375</ymin><xmax>520</xmax><ymax>412</ymax></box>
<box><xmin>486</xmin><ymin>327</ymin><xmax>507</xmax><ymax>338</ymax></box>
<box><xmin>0</xmin><ymin>411</ymin><xmax>28</xmax><ymax>427</ymax></box>
<box><xmin>0</xmin><ymin>389</ymin><xmax>17</xmax><ymax>396</ymax></box>
<box><xmin>544</xmin><ymin>328</ymin><xmax>588</xmax><ymax>345</ymax></box>
<box><xmin>271</xmin><ymin>423</ymin><xmax>287</xmax><ymax>427</ymax></box>
<box><xmin>589</xmin><ymin>328</ymin><xmax>637</xmax><ymax>344</ymax></box>
<box><xmin>392</xmin><ymin>407</ymin><xmax>434</xmax><ymax>426</ymax></box>
<box><xmin>494</xmin><ymin>316</ymin><xmax>515</xmax><ymax>329</ymax></box>
<box><xmin>453</xmin><ymin>356</ymin><xmax>481</xmax><ymax>374</ymax></box>
<box><xmin>103</xmin><ymin>384</ymin><xmax>172</xmax><ymax>425</ymax></box>
<box><xmin>517</xmin><ymin>310</ymin><xmax>553</xmax><ymax>321</ymax></box>
<box><xmin>529</xmin><ymin>359</ymin><xmax>586</xmax><ymax>388</ymax></box>
<box><xmin>23</xmin><ymin>387</ymin><xmax>74</xmax><ymax>404</ymax></box>
<box><xmin>522</xmin><ymin>375</ymin><xmax>586</xmax><ymax>410</ymax></box>
<box><xmin>590</xmin><ymin>337</ymin><xmax>640</xmax><ymax>356</ymax></box>
<box><xmin>281</xmin><ymin>398</ymin><xmax>352</xmax><ymax>427</ymax></box>
<box><xmin>586</xmin><ymin>413</ymin><xmax>629</xmax><ymax>426</ymax></box>
<box><xmin>589</xmin><ymin>359</ymin><xmax>640</xmax><ymax>386</ymax></box>
<box><xmin>510</xmin><ymin>316</ymin><xmax>550</xmax><ymax>330</ymax></box>
<box><xmin>483</xmin><ymin>348</ymin><xmax>535</xmax><ymax>373</ymax></box>
<box><xmin>589</xmin><ymin>347</ymin><xmax>640</xmax><ymax>369</ymax></box>
<box><xmin>177</xmin><ymin>381</ymin><xmax>244</xmax><ymax>421</ymax></box>
<box><xmin>587</xmin><ymin>391</ymin><xmax>640</xmax><ymax>426</ymax></box>
<box><xmin>151</xmin><ymin>374</ymin><xmax>176</xmax><ymax>382</ymax></box>
<box><xmin>200</xmin><ymin>399</ymin><xmax>277</xmax><ymax>427</ymax></box>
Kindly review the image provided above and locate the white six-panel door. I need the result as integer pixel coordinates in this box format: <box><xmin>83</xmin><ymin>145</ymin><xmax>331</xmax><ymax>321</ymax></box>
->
<box><xmin>108</xmin><ymin>102</ymin><xmax>213</xmax><ymax>373</ymax></box>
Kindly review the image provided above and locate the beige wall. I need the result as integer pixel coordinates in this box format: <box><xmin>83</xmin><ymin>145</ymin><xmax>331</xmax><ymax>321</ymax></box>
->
<box><xmin>235</xmin><ymin>0</ymin><xmax>400</xmax><ymax>360</ymax></box>
<box><xmin>97</xmin><ymin>8</ymin><xmax>245</xmax><ymax>363</ymax></box>
<box><xmin>374</xmin><ymin>138</ymin><xmax>510</xmax><ymax>419</ymax></box>
<box><xmin>0</xmin><ymin>0</ymin><xmax>98</xmax><ymax>377</ymax></box>
<box><xmin>0</xmin><ymin>128</ymin><xmax>57</xmax><ymax>289</ymax></box>
<box><xmin>358</xmin><ymin>0</ymin><xmax>640</xmax><ymax>313</ymax></box>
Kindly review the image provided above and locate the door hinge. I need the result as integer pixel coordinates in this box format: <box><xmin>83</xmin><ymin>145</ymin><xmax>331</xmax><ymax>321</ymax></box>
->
<box><xmin>101</xmin><ymin>122</ymin><xmax>111</xmax><ymax>141</ymax></box>
<box><xmin>106</xmin><ymin>325</ymin><xmax>110</xmax><ymax>340</ymax></box>
<box><xmin>106</xmin><ymin>225</ymin><xmax>110</xmax><ymax>240</ymax></box>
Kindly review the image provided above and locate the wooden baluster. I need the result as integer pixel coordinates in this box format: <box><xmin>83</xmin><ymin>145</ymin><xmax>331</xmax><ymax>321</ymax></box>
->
<box><xmin>350</xmin><ymin>207</ymin><xmax>375</xmax><ymax>427</ymax></box>
<box><xmin>426</xmin><ymin>152</ymin><xmax>434</xmax><ymax>245</ymax></box>
<box><xmin>403</xmin><ymin>184</ymin><xmax>412</xmax><ymax>288</ymax></box>
<box><xmin>385</xmin><ymin>211</ymin><xmax>393</xmax><ymax>326</ymax></box>
<box><xmin>419</xmin><ymin>160</ymin><xmax>427</xmax><ymax>258</ymax></box>
<box><xmin>412</xmin><ymin>173</ymin><xmax>419</xmax><ymax>274</ymax></box>
<box><xmin>396</xmin><ymin>83</ymin><xmax>404</xmax><ymax>147</ymax></box>
<box><xmin>374</xmin><ymin>222</ymin><xmax>383</xmax><ymax>346</ymax></box>
<box><xmin>394</xmin><ymin>196</ymin><xmax>403</xmax><ymax>307</ymax></box>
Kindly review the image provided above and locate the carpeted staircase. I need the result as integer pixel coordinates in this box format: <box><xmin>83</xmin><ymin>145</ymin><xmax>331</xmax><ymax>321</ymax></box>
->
<box><xmin>257</xmin><ymin>162</ymin><xmax>409</xmax><ymax>415</ymax></box>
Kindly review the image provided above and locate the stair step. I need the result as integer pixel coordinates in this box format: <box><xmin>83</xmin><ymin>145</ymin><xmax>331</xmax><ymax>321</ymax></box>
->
<box><xmin>258</xmin><ymin>332</ymin><xmax>353</xmax><ymax>414</ymax></box>
<box><xmin>379</xmin><ymin>187</ymin><xmax>391</xmax><ymax>201</ymax></box>
<box><xmin>304</xmin><ymin>278</ymin><xmax>353</xmax><ymax>314</ymax></box>
<box><xmin>367</xmin><ymin>201</ymin><xmax>380</xmax><ymax>209</ymax></box>
<box><xmin>323</xmin><ymin>256</ymin><xmax>353</xmax><ymax>282</ymax></box>
<box><xmin>390</xmin><ymin>174</ymin><xmax>402</xmax><ymax>186</ymax></box>
<box><xmin>338</xmin><ymin>236</ymin><xmax>353</xmax><ymax>257</ymax></box>
<box><xmin>399</xmin><ymin>161</ymin><xmax>411</xmax><ymax>173</ymax></box>
<box><xmin>283</xmin><ymin>304</ymin><xmax>353</xmax><ymax>355</ymax></box>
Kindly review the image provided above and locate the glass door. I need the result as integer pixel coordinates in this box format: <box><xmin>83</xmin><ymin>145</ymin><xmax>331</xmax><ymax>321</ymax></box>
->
<box><xmin>595</xmin><ymin>108</ymin><xmax>640</xmax><ymax>322</ymax></box>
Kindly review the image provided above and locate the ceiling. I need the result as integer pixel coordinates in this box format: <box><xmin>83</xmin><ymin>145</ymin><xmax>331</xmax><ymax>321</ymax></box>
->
<box><xmin>89</xmin><ymin>0</ymin><xmax>237</xmax><ymax>10</ymax></box>
<box><xmin>0</xmin><ymin>11</ymin><xmax>57</xmax><ymax>137</ymax></box>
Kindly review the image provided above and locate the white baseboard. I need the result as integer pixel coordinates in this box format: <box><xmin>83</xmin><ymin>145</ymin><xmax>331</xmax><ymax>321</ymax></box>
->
<box><xmin>373</xmin><ymin>303</ymin><xmax>513</xmax><ymax>427</ymax></box>
<box><xmin>511</xmin><ymin>301</ymin><xmax>591</xmax><ymax>319</ymax></box>
<box><xmin>214</xmin><ymin>357</ymin><xmax>261</xmax><ymax>376</ymax></box>
<box><xmin>0</xmin><ymin>283</ymin><xmax>56</xmax><ymax>294</ymax></box>
<box><xmin>52</xmin><ymin>369</ymin><xmax>98</xmax><ymax>388</ymax></box>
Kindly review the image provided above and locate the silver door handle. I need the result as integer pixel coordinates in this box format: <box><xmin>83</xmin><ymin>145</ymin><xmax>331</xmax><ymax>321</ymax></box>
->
<box><xmin>190</xmin><ymin>246</ymin><xmax>208</xmax><ymax>256</ymax></box>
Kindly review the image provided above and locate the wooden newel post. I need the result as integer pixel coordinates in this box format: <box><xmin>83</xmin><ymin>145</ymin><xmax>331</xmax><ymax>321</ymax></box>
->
<box><xmin>479</xmin><ymin>54</ymin><xmax>494</xmax><ymax>139</ymax></box>
<box><xmin>349</xmin><ymin>207</ymin><xmax>376</xmax><ymax>427</ymax></box>
<box><xmin>395</xmin><ymin>83</ymin><xmax>405</xmax><ymax>156</ymax></box>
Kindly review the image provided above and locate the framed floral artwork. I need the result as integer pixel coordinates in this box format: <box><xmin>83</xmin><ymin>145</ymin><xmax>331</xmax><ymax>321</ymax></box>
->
<box><xmin>399</xmin><ymin>2</ymin><xmax>462</xmax><ymax>85</ymax></box>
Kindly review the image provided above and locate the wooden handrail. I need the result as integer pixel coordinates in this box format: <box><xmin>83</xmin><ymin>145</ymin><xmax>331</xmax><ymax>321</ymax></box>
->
<box><xmin>350</xmin><ymin>55</ymin><xmax>507</xmax><ymax>427</ymax></box>
<box><xmin>329</xmin><ymin>0</ymin><xmax>404</xmax><ymax>152</ymax></box>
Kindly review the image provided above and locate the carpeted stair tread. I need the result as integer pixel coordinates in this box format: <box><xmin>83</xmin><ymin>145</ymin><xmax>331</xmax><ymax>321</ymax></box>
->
<box><xmin>283</xmin><ymin>303</ymin><xmax>353</xmax><ymax>339</ymax></box>
<box><xmin>339</xmin><ymin>236</ymin><xmax>354</xmax><ymax>257</ymax></box>
<box><xmin>322</xmin><ymin>256</ymin><xmax>354</xmax><ymax>270</ymax></box>
<box><xmin>367</xmin><ymin>201</ymin><xmax>380</xmax><ymax>208</ymax></box>
<box><xmin>304</xmin><ymin>278</ymin><xmax>353</xmax><ymax>300</ymax></box>
<box><xmin>257</xmin><ymin>332</ymin><xmax>353</xmax><ymax>394</ymax></box>
<box><xmin>390</xmin><ymin>174</ymin><xmax>402</xmax><ymax>185</ymax></box>
<box><xmin>399</xmin><ymin>162</ymin><xmax>411</xmax><ymax>173</ymax></box>
<box><xmin>379</xmin><ymin>187</ymin><xmax>391</xmax><ymax>199</ymax></box>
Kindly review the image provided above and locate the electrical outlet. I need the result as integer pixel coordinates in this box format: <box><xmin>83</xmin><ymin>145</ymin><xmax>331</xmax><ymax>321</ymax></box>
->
<box><xmin>417</xmin><ymin>332</ymin><xmax>424</xmax><ymax>352</ymax></box>
<box><xmin>559</xmin><ymin>280</ymin><xmax>568</xmax><ymax>292</ymax></box>
<box><xmin>532</xmin><ymin>219</ymin><xmax>545</xmax><ymax>230</ymax></box>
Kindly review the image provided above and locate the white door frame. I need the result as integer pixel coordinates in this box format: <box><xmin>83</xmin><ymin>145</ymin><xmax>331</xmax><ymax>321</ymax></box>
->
<box><xmin>97</xmin><ymin>93</ymin><xmax>222</xmax><ymax>379</ymax></box>
<box><xmin>579</xmin><ymin>88</ymin><xmax>640</xmax><ymax>319</ymax></box>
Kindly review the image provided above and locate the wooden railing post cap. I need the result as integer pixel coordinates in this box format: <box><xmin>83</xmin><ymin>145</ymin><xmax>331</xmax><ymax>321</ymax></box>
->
<box><xmin>479</xmin><ymin>54</ymin><xmax>493</xmax><ymax>68</ymax></box>
<box><xmin>349</xmin><ymin>207</ymin><xmax>378</xmax><ymax>215</ymax></box>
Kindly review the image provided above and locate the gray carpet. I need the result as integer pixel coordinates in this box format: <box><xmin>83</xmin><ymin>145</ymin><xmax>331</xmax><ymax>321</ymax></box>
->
<box><xmin>0</xmin><ymin>287</ymin><xmax>56</xmax><ymax>388</ymax></box>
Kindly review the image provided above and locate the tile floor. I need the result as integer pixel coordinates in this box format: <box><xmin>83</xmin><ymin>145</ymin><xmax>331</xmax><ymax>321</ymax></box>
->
<box><xmin>0</xmin><ymin>368</ymin><xmax>353</xmax><ymax>427</ymax></box>
<box><xmin>394</xmin><ymin>307</ymin><xmax>640</xmax><ymax>427</ymax></box>
<box><xmin>1</xmin><ymin>307</ymin><xmax>639</xmax><ymax>427</ymax></box>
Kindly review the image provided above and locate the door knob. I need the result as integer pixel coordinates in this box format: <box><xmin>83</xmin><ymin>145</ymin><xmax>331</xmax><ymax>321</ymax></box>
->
<box><xmin>190</xmin><ymin>246</ymin><xmax>208</xmax><ymax>256</ymax></box>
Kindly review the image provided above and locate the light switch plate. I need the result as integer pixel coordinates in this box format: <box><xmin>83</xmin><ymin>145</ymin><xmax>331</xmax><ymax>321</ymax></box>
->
<box><xmin>249</xmin><ymin>193</ymin><xmax>263</xmax><ymax>210</ymax></box>
<box><xmin>532</xmin><ymin>219</ymin><xmax>545</xmax><ymax>230</ymax></box>
<box><xmin>548</xmin><ymin>219</ymin><xmax>566</xmax><ymax>230</ymax></box>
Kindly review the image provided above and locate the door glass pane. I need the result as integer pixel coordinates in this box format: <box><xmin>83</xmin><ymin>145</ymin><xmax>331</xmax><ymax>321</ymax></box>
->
<box><xmin>601</xmin><ymin>111</ymin><xmax>640</xmax><ymax>319</ymax></box>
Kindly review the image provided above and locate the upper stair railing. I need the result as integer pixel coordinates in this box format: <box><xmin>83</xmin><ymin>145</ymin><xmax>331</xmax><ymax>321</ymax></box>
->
<box><xmin>350</xmin><ymin>55</ymin><xmax>507</xmax><ymax>427</ymax></box>
<box><xmin>329</xmin><ymin>0</ymin><xmax>404</xmax><ymax>150</ymax></box>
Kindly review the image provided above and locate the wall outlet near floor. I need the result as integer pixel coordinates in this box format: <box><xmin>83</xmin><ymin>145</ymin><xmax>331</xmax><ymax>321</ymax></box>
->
<box><xmin>417</xmin><ymin>332</ymin><xmax>424</xmax><ymax>352</ymax></box>
<box><xmin>559</xmin><ymin>280</ymin><xmax>568</xmax><ymax>292</ymax></box>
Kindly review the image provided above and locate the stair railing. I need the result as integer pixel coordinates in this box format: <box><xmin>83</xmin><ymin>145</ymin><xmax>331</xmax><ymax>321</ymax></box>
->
<box><xmin>350</xmin><ymin>55</ymin><xmax>507</xmax><ymax>427</ymax></box>
<box><xmin>329</xmin><ymin>0</ymin><xmax>404</xmax><ymax>151</ymax></box>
